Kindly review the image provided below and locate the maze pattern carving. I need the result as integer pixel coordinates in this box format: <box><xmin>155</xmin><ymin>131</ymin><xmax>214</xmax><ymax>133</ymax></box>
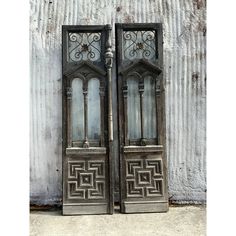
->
<box><xmin>125</xmin><ymin>158</ymin><xmax>163</xmax><ymax>198</ymax></box>
<box><xmin>67</xmin><ymin>160</ymin><xmax>105</xmax><ymax>200</ymax></box>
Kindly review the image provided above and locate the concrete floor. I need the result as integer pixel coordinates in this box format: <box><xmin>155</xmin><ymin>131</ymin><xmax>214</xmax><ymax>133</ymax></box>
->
<box><xmin>30</xmin><ymin>206</ymin><xmax>206</xmax><ymax>236</ymax></box>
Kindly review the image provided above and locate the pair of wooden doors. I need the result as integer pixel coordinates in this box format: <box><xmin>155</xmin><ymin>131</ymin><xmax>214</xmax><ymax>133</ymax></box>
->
<box><xmin>62</xmin><ymin>23</ymin><xmax>168</xmax><ymax>215</ymax></box>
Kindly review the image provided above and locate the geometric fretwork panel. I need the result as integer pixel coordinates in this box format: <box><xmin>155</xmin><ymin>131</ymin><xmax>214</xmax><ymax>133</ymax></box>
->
<box><xmin>125</xmin><ymin>158</ymin><xmax>163</xmax><ymax>198</ymax></box>
<box><xmin>67</xmin><ymin>160</ymin><xmax>105</xmax><ymax>200</ymax></box>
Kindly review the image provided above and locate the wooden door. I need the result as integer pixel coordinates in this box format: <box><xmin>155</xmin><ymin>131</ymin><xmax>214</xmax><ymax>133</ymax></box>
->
<box><xmin>116</xmin><ymin>23</ymin><xmax>169</xmax><ymax>213</ymax></box>
<box><xmin>62</xmin><ymin>25</ymin><xmax>114</xmax><ymax>215</ymax></box>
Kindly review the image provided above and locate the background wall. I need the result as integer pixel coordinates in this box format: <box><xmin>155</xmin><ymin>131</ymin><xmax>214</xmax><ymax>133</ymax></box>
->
<box><xmin>30</xmin><ymin>0</ymin><xmax>206</xmax><ymax>205</ymax></box>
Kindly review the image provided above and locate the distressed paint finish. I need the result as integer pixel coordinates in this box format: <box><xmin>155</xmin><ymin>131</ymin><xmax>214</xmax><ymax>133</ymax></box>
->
<box><xmin>30</xmin><ymin>0</ymin><xmax>206</xmax><ymax>204</ymax></box>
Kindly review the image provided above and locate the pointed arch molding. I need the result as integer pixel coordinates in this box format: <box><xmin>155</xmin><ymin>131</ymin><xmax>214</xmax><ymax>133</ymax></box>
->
<box><xmin>120</xmin><ymin>59</ymin><xmax>162</xmax><ymax>76</ymax></box>
<box><xmin>64</xmin><ymin>61</ymin><xmax>106</xmax><ymax>78</ymax></box>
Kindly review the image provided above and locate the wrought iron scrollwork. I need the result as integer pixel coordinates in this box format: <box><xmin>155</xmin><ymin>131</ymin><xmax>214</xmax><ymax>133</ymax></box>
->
<box><xmin>123</xmin><ymin>31</ymin><xmax>156</xmax><ymax>61</ymax></box>
<box><xmin>68</xmin><ymin>32</ymin><xmax>101</xmax><ymax>62</ymax></box>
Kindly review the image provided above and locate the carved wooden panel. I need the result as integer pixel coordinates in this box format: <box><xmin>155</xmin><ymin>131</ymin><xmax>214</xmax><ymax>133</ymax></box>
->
<box><xmin>126</xmin><ymin>158</ymin><xmax>163</xmax><ymax>198</ymax></box>
<box><xmin>67</xmin><ymin>160</ymin><xmax>106</xmax><ymax>200</ymax></box>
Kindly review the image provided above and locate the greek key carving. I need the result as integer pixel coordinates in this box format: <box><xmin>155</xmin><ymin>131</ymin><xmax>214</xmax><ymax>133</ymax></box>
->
<box><xmin>126</xmin><ymin>158</ymin><xmax>163</xmax><ymax>198</ymax></box>
<box><xmin>67</xmin><ymin>160</ymin><xmax>105</xmax><ymax>200</ymax></box>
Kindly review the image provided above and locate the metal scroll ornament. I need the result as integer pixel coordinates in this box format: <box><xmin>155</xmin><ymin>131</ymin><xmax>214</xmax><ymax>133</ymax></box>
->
<box><xmin>123</xmin><ymin>31</ymin><xmax>156</xmax><ymax>61</ymax></box>
<box><xmin>68</xmin><ymin>32</ymin><xmax>101</xmax><ymax>62</ymax></box>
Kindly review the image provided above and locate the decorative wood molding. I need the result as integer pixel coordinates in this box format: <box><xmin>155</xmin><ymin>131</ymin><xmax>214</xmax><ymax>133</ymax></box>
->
<box><xmin>66</xmin><ymin>87</ymin><xmax>72</xmax><ymax>100</ymax></box>
<box><xmin>138</xmin><ymin>79</ymin><xmax>145</xmax><ymax>145</ymax></box>
<box><xmin>120</xmin><ymin>59</ymin><xmax>162</xmax><ymax>76</ymax></box>
<box><xmin>66</xmin><ymin>147</ymin><xmax>107</xmax><ymax>155</ymax></box>
<box><xmin>64</xmin><ymin>61</ymin><xmax>106</xmax><ymax>78</ymax></box>
<box><xmin>123</xmin><ymin>145</ymin><xmax>164</xmax><ymax>153</ymax></box>
<box><xmin>83</xmin><ymin>87</ymin><xmax>89</xmax><ymax>148</ymax></box>
<box><xmin>105</xmin><ymin>24</ymin><xmax>113</xmax><ymax>142</ymax></box>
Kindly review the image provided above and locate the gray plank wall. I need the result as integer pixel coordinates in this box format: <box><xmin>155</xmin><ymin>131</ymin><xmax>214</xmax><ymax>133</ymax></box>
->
<box><xmin>30</xmin><ymin>0</ymin><xmax>206</xmax><ymax>205</ymax></box>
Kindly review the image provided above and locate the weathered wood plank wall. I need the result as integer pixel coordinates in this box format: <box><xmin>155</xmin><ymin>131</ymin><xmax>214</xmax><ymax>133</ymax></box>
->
<box><xmin>30</xmin><ymin>0</ymin><xmax>206</xmax><ymax>204</ymax></box>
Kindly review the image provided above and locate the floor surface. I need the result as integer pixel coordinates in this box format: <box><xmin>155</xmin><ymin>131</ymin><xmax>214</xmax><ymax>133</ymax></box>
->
<box><xmin>30</xmin><ymin>205</ymin><xmax>206</xmax><ymax>236</ymax></box>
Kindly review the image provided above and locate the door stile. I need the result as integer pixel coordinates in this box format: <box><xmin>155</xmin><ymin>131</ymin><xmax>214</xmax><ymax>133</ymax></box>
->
<box><xmin>115</xmin><ymin>23</ymin><xmax>125</xmax><ymax>212</ymax></box>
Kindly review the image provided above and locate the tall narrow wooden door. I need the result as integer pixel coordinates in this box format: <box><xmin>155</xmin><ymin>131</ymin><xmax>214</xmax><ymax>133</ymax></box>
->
<box><xmin>62</xmin><ymin>25</ymin><xmax>113</xmax><ymax>215</ymax></box>
<box><xmin>116</xmin><ymin>23</ymin><xmax>169</xmax><ymax>213</ymax></box>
